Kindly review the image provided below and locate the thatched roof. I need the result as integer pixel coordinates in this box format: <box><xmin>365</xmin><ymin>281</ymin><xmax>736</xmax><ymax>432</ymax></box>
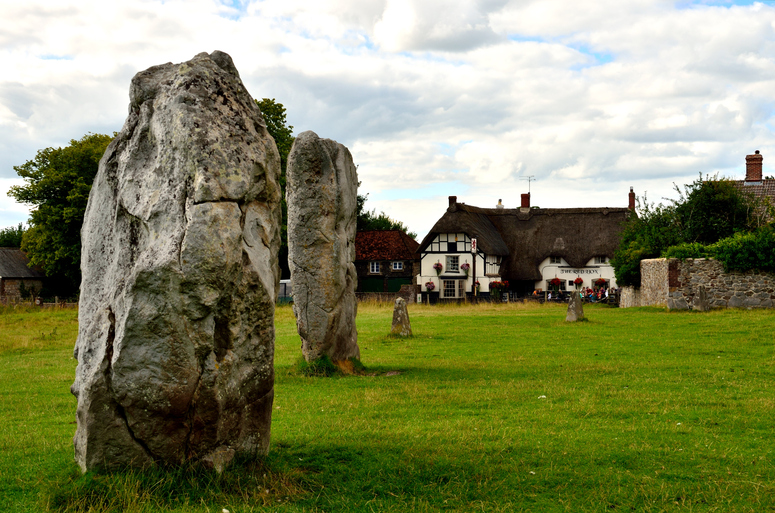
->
<box><xmin>0</xmin><ymin>248</ymin><xmax>46</xmax><ymax>279</ymax></box>
<box><xmin>356</xmin><ymin>230</ymin><xmax>419</xmax><ymax>261</ymax></box>
<box><xmin>420</xmin><ymin>202</ymin><xmax>631</xmax><ymax>282</ymax></box>
<box><xmin>419</xmin><ymin>205</ymin><xmax>509</xmax><ymax>257</ymax></box>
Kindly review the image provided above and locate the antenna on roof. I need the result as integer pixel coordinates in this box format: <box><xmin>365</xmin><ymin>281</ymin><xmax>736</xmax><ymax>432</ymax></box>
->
<box><xmin>520</xmin><ymin>175</ymin><xmax>535</xmax><ymax>194</ymax></box>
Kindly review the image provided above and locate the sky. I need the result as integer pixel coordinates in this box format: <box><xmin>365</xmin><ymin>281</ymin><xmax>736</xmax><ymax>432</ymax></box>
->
<box><xmin>2</xmin><ymin>0</ymin><xmax>775</xmax><ymax>240</ymax></box>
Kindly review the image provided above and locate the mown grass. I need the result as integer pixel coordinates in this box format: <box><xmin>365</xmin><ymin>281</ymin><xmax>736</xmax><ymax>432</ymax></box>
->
<box><xmin>1</xmin><ymin>302</ymin><xmax>773</xmax><ymax>512</ymax></box>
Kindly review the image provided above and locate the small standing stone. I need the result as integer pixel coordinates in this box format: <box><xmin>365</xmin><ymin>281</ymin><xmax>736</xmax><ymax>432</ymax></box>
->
<box><xmin>391</xmin><ymin>297</ymin><xmax>412</xmax><ymax>337</ymax></box>
<box><xmin>693</xmin><ymin>285</ymin><xmax>710</xmax><ymax>311</ymax></box>
<box><xmin>566</xmin><ymin>292</ymin><xmax>585</xmax><ymax>322</ymax></box>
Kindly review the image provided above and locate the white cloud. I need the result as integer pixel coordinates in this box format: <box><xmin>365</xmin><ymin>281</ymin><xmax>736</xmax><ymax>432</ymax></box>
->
<box><xmin>1</xmin><ymin>0</ymin><xmax>774</xmax><ymax>239</ymax></box>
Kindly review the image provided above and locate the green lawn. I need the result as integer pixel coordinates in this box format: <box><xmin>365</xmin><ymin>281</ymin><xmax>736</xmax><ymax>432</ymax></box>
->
<box><xmin>1</xmin><ymin>302</ymin><xmax>773</xmax><ymax>512</ymax></box>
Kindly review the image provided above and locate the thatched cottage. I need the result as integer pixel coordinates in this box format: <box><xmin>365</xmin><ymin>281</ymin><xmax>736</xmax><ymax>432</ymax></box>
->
<box><xmin>418</xmin><ymin>192</ymin><xmax>634</xmax><ymax>299</ymax></box>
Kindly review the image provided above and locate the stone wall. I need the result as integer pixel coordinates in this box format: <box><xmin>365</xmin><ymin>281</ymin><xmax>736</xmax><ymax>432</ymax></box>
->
<box><xmin>619</xmin><ymin>286</ymin><xmax>640</xmax><ymax>308</ymax></box>
<box><xmin>640</xmin><ymin>258</ymin><xmax>670</xmax><ymax>306</ymax></box>
<box><xmin>621</xmin><ymin>258</ymin><xmax>775</xmax><ymax>310</ymax></box>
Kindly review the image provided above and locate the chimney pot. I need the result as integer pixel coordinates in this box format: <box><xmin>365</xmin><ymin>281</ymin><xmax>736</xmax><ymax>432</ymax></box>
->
<box><xmin>746</xmin><ymin>152</ymin><xmax>763</xmax><ymax>182</ymax></box>
<box><xmin>449</xmin><ymin>195</ymin><xmax>457</xmax><ymax>208</ymax></box>
<box><xmin>628</xmin><ymin>187</ymin><xmax>636</xmax><ymax>210</ymax></box>
<box><xmin>521</xmin><ymin>193</ymin><xmax>530</xmax><ymax>209</ymax></box>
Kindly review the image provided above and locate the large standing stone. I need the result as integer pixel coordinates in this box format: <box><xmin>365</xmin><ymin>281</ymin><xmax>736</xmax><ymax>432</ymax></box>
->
<box><xmin>287</xmin><ymin>131</ymin><xmax>360</xmax><ymax>364</ymax></box>
<box><xmin>71</xmin><ymin>51</ymin><xmax>282</xmax><ymax>472</ymax></box>
<box><xmin>391</xmin><ymin>297</ymin><xmax>412</xmax><ymax>337</ymax></box>
<box><xmin>566</xmin><ymin>291</ymin><xmax>585</xmax><ymax>322</ymax></box>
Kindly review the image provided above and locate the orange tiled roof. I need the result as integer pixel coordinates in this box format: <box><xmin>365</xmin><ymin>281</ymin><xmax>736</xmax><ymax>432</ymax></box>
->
<box><xmin>355</xmin><ymin>230</ymin><xmax>420</xmax><ymax>261</ymax></box>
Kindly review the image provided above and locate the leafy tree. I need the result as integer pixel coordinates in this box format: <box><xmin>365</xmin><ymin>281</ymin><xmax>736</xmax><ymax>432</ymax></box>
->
<box><xmin>611</xmin><ymin>197</ymin><xmax>682</xmax><ymax>287</ymax></box>
<box><xmin>0</xmin><ymin>223</ymin><xmax>25</xmax><ymax>247</ymax></box>
<box><xmin>670</xmin><ymin>175</ymin><xmax>766</xmax><ymax>244</ymax></box>
<box><xmin>256</xmin><ymin>98</ymin><xmax>294</xmax><ymax>279</ymax></box>
<box><xmin>357</xmin><ymin>193</ymin><xmax>417</xmax><ymax>239</ymax></box>
<box><xmin>611</xmin><ymin>176</ymin><xmax>768</xmax><ymax>287</ymax></box>
<box><xmin>8</xmin><ymin>133</ymin><xmax>113</xmax><ymax>296</ymax></box>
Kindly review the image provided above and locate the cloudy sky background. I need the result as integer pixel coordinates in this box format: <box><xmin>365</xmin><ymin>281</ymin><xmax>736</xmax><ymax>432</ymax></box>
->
<box><xmin>2</xmin><ymin>0</ymin><xmax>775</xmax><ymax>239</ymax></box>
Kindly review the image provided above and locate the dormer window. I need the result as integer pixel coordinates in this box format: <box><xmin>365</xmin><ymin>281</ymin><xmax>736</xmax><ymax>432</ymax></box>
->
<box><xmin>595</xmin><ymin>256</ymin><xmax>608</xmax><ymax>264</ymax></box>
<box><xmin>550</xmin><ymin>256</ymin><xmax>562</xmax><ymax>264</ymax></box>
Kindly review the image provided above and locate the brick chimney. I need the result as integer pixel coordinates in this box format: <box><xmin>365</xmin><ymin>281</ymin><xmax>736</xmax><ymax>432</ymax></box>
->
<box><xmin>745</xmin><ymin>150</ymin><xmax>763</xmax><ymax>182</ymax></box>
<box><xmin>628</xmin><ymin>187</ymin><xmax>636</xmax><ymax>210</ymax></box>
<box><xmin>449</xmin><ymin>195</ymin><xmax>457</xmax><ymax>208</ymax></box>
<box><xmin>521</xmin><ymin>193</ymin><xmax>530</xmax><ymax>208</ymax></box>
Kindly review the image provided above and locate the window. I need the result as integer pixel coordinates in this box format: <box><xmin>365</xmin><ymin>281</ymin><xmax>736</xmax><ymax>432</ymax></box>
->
<box><xmin>550</xmin><ymin>256</ymin><xmax>562</xmax><ymax>264</ymax></box>
<box><xmin>392</xmin><ymin>261</ymin><xmax>403</xmax><ymax>271</ymax></box>
<box><xmin>443</xmin><ymin>280</ymin><xmax>456</xmax><ymax>298</ymax></box>
<box><xmin>446</xmin><ymin>255</ymin><xmax>459</xmax><ymax>272</ymax></box>
<box><xmin>595</xmin><ymin>256</ymin><xmax>608</xmax><ymax>264</ymax></box>
<box><xmin>441</xmin><ymin>280</ymin><xmax>465</xmax><ymax>298</ymax></box>
<box><xmin>370</xmin><ymin>261</ymin><xmax>380</xmax><ymax>274</ymax></box>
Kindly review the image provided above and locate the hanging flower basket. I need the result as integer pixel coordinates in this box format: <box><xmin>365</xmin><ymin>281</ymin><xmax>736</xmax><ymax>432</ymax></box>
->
<box><xmin>433</xmin><ymin>262</ymin><xmax>443</xmax><ymax>275</ymax></box>
<box><xmin>549</xmin><ymin>277</ymin><xmax>562</xmax><ymax>291</ymax></box>
<box><xmin>574</xmin><ymin>277</ymin><xmax>584</xmax><ymax>289</ymax></box>
<box><xmin>460</xmin><ymin>262</ymin><xmax>470</xmax><ymax>275</ymax></box>
<box><xmin>595</xmin><ymin>278</ymin><xmax>607</xmax><ymax>287</ymax></box>
<box><xmin>425</xmin><ymin>281</ymin><xmax>436</xmax><ymax>291</ymax></box>
<box><xmin>475</xmin><ymin>280</ymin><xmax>481</xmax><ymax>292</ymax></box>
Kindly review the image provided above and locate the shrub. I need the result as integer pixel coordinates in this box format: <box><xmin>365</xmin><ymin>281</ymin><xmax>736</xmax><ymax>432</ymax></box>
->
<box><xmin>662</xmin><ymin>242</ymin><xmax>711</xmax><ymax>260</ymax></box>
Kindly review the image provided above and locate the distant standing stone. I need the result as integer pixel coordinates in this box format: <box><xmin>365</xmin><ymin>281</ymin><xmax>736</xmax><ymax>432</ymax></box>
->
<box><xmin>71</xmin><ymin>51</ymin><xmax>282</xmax><ymax>473</ymax></box>
<box><xmin>693</xmin><ymin>285</ymin><xmax>710</xmax><ymax>312</ymax></box>
<box><xmin>566</xmin><ymin>292</ymin><xmax>585</xmax><ymax>322</ymax></box>
<box><xmin>391</xmin><ymin>297</ymin><xmax>412</xmax><ymax>337</ymax></box>
<box><xmin>287</xmin><ymin>131</ymin><xmax>360</xmax><ymax>364</ymax></box>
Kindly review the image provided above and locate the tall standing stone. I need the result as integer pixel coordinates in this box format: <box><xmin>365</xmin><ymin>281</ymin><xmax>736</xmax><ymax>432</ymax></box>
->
<box><xmin>287</xmin><ymin>131</ymin><xmax>360</xmax><ymax>364</ymax></box>
<box><xmin>71</xmin><ymin>51</ymin><xmax>282</xmax><ymax>472</ymax></box>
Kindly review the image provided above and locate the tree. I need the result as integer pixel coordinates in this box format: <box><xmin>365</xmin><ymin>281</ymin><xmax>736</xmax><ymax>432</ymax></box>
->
<box><xmin>611</xmin><ymin>176</ymin><xmax>766</xmax><ymax>287</ymax></box>
<box><xmin>357</xmin><ymin>193</ymin><xmax>417</xmax><ymax>239</ymax></box>
<box><xmin>670</xmin><ymin>175</ymin><xmax>767</xmax><ymax>244</ymax></box>
<box><xmin>256</xmin><ymin>98</ymin><xmax>294</xmax><ymax>278</ymax></box>
<box><xmin>8</xmin><ymin>133</ymin><xmax>113</xmax><ymax>296</ymax></box>
<box><xmin>0</xmin><ymin>223</ymin><xmax>25</xmax><ymax>247</ymax></box>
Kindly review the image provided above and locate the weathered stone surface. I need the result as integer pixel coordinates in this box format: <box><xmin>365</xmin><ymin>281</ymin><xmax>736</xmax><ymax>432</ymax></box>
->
<box><xmin>71</xmin><ymin>51</ymin><xmax>282</xmax><ymax>473</ymax></box>
<box><xmin>287</xmin><ymin>131</ymin><xmax>360</xmax><ymax>363</ymax></box>
<box><xmin>390</xmin><ymin>298</ymin><xmax>412</xmax><ymax>336</ymax></box>
<box><xmin>693</xmin><ymin>285</ymin><xmax>709</xmax><ymax>311</ymax></box>
<box><xmin>565</xmin><ymin>292</ymin><xmax>585</xmax><ymax>322</ymax></box>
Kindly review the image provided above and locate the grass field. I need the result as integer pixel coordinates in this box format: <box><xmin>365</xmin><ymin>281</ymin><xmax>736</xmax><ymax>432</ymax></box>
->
<box><xmin>1</xmin><ymin>302</ymin><xmax>773</xmax><ymax>512</ymax></box>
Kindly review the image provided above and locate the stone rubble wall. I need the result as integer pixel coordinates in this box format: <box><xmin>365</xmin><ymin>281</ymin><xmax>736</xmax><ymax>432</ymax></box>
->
<box><xmin>621</xmin><ymin>258</ymin><xmax>775</xmax><ymax>309</ymax></box>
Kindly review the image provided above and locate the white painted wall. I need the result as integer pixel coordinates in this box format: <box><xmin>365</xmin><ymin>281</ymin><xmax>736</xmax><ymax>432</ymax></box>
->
<box><xmin>536</xmin><ymin>256</ymin><xmax>618</xmax><ymax>291</ymax></box>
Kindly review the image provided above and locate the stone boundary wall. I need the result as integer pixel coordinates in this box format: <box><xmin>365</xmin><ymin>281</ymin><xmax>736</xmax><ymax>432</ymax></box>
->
<box><xmin>619</xmin><ymin>286</ymin><xmax>640</xmax><ymax>308</ymax></box>
<box><xmin>621</xmin><ymin>258</ymin><xmax>775</xmax><ymax>309</ymax></box>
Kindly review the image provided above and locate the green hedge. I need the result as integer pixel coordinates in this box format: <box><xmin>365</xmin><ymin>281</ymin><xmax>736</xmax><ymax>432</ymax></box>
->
<box><xmin>661</xmin><ymin>226</ymin><xmax>775</xmax><ymax>272</ymax></box>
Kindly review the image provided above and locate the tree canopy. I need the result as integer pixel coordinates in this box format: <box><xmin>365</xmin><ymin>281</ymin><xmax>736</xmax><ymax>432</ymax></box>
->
<box><xmin>611</xmin><ymin>175</ymin><xmax>770</xmax><ymax>287</ymax></box>
<box><xmin>357</xmin><ymin>193</ymin><xmax>417</xmax><ymax>239</ymax></box>
<box><xmin>8</xmin><ymin>133</ymin><xmax>113</xmax><ymax>296</ymax></box>
<box><xmin>0</xmin><ymin>223</ymin><xmax>25</xmax><ymax>248</ymax></box>
<box><xmin>256</xmin><ymin>98</ymin><xmax>294</xmax><ymax>279</ymax></box>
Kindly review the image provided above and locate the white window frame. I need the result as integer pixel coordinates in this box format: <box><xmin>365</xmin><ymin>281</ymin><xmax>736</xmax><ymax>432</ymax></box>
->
<box><xmin>446</xmin><ymin>255</ymin><xmax>460</xmax><ymax>273</ymax></box>
<box><xmin>550</xmin><ymin>256</ymin><xmax>562</xmax><ymax>264</ymax></box>
<box><xmin>370</xmin><ymin>261</ymin><xmax>380</xmax><ymax>274</ymax></box>
<box><xmin>392</xmin><ymin>261</ymin><xmax>403</xmax><ymax>271</ymax></box>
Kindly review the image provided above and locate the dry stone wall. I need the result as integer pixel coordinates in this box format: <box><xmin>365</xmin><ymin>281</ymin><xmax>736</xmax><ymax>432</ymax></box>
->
<box><xmin>621</xmin><ymin>258</ymin><xmax>775</xmax><ymax>310</ymax></box>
